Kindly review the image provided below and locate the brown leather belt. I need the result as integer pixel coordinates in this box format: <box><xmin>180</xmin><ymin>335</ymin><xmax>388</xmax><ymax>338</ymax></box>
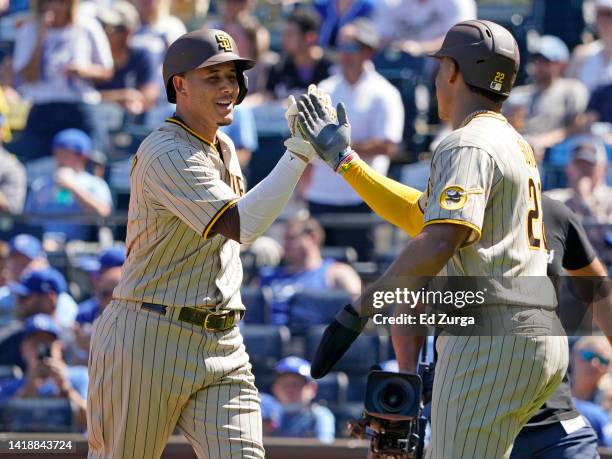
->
<box><xmin>141</xmin><ymin>303</ymin><xmax>243</xmax><ymax>331</ymax></box>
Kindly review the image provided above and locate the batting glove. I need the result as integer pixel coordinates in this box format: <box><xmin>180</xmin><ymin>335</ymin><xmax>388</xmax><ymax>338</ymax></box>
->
<box><xmin>297</xmin><ymin>92</ymin><xmax>358</xmax><ymax>173</ymax></box>
<box><xmin>284</xmin><ymin>85</ymin><xmax>336</xmax><ymax>162</ymax></box>
<box><xmin>310</xmin><ymin>304</ymin><xmax>368</xmax><ymax>379</ymax></box>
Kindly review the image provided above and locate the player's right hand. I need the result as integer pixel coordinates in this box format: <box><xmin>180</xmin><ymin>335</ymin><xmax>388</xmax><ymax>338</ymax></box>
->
<box><xmin>297</xmin><ymin>92</ymin><xmax>354</xmax><ymax>173</ymax></box>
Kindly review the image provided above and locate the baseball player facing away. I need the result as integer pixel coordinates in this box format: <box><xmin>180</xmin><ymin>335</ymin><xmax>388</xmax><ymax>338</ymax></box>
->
<box><xmin>298</xmin><ymin>20</ymin><xmax>570</xmax><ymax>458</ymax></box>
<box><xmin>87</xmin><ymin>29</ymin><xmax>321</xmax><ymax>459</ymax></box>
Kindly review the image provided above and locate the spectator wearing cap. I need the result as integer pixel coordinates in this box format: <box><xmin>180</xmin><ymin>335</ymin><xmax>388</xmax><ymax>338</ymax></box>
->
<box><xmin>8</xmin><ymin>0</ymin><xmax>113</xmax><ymax>160</ymax></box>
<box><xmin>0</xmin><ymin>235</ymin><xmax>78</xmax><ymax>328</ymax></box>
<box><xmin>567</xmin><ymin>0</ymin><xmax>612</xmax><ymax>93</ymax></box>
<box><xmin>546</xmin><ymin>136</ymin><xmax>612</xmax><ymax>225</ymax></box>
<box><xmin>0</xmin><ymin>268</ymin><xmax>67</xmax><ymax>370</ymax></box>
<box><xmin>0</xmin><ymin>114</ymin><xmax>26</xmax><ymax>216</ymax></box>
<box><xmin>0</xmin><ymin>313</ymin><xmax>88</xmax><ymax>430</ymax></box>
<box><xmin>96</xmin><ymin>1</ymin><xmax>159</xmax><ymax>117</ymax></box>
<box><xmin>505</xmin><ymin>35</ymin><xmax>589</xmax><ymax>160</ymax></box>
<box><xmin>268</xmin><ymin>356</ymin><xmax>335</xmax><ymax>443</ymax></box>
<box><xmin>304</xmin><ymin>19</ymin><xmax>404</xmax><ymax>260</ymax></box>
<box><xmin>265</xmin><ymin>8</ymin><xmax>336</xmax><ymax>100</ymax></box>
<box><xmin>1</xmin><ymin>234</ymin><xmax>49</xmax><ymax>320</ymax></box>
<box><xmin>25</xmin><ymin>129</ymin><xmax>113</xmax><ymax>242</ymax></box>
<box><xmin>76</xmin><ymin>245</ymin><xmax>125</xmax><ymax>324</ymax></box>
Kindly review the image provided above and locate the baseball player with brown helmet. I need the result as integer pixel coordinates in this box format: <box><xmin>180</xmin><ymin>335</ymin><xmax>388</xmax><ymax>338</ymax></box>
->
<box><xmin>298</xmin><ymin>20</ymin><xmax>571</xmax><ymax>458</ymax></box>
<box><xmin>86</xmin><ymin>28</ymin><xmax>324</xmax><ymax>459</ymax></box>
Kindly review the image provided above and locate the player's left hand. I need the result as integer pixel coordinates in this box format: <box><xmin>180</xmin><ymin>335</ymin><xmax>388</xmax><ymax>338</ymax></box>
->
<box><xmin>284</xmin><ymin>85</ymin><xmax>335</xmax><ymax>162</ymax></box>
<box><xmin>297</xmin><ymin>92</ymin><xmax>354</xmax><ymax>173</ymax></box>
<box><xmin>310</xmin><ymin>304</ymin><xmax>368</xmax><ymax>379</ymax></box>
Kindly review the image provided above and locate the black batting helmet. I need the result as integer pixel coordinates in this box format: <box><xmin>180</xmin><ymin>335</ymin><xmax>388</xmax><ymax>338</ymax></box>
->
<box><xmin>430</xmin><ymin>20</ymin><xmax>520</xmax><ymax>97</ymax></box>
<box><xmin>162</xmin><ymin>28</ymin><xmax>255</xmax><ymax>104</ymax></box>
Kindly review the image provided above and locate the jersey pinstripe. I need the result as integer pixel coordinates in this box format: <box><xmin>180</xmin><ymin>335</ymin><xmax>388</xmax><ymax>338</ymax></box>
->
<box><xmin>422</xmin><ymin>112</ymin><xmax>555</xmax><ymax>308</ymax></box>
<box><xmin>113</xmin><ymin>117</ymin><xmax>246</xmax><ymax>311</ymax></box>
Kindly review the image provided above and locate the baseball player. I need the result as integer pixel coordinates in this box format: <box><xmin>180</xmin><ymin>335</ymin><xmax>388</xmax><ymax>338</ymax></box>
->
<box><xmin>298</xmin><ymin>20</ymin><xmax>569</xmax><ymax>458</ymax></box>
<box><xmin>87</xmin><ymin>29</ymin><xmax>320</xmax><ymax>459</ymax></box>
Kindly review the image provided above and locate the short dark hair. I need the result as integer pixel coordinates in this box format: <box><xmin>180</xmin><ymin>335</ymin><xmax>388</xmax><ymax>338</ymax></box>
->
<box><xmin>466</xmin><ymin>82</ymin><xmax>509</xmax><ymax>105</ymax></box>
<box><xmin>287</xmin><ymin>8</ymin><xmax>321</xmax><ymax>35</ymax></box>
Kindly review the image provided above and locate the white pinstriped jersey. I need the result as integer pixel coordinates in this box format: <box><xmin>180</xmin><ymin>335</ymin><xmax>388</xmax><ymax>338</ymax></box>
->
<box><xmin>420</xmin><ymin>111</ymin><xmax>555</xmax><ymax>307</ymax></box>
<box><xmin>113</xmin><ymin>117</ymin><xmax>246</xmax><ymax>311</ymax></box>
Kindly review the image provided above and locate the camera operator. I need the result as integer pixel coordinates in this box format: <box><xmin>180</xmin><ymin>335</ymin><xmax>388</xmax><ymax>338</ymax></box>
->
<box><xmin>0</xmin><ymin>313</ymin><xmax>88</xmax><ymax>430</ymax></box>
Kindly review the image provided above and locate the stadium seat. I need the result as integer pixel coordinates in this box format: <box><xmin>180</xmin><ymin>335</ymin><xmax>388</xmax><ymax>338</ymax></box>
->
<box><xmin>241</xmin><ymin>324</ymin><xmax>290</xmax><ymax>373</ymax></box>
<box><xmin>245</xmin><ymin>134</ymin><xmax>286</xmax><ymax>189</ymax></box>
<box><xmin>346</xmin><ymin>372</ymin><xmax>369</xmax><ymax>402</ymax></box>
<box><xmin>0</xmin><ymin>365</ymin><xmax>22</xmax><ymax>381</ymax></box>
<box><xmin>287</xmin><ymin>290</ymin><xmax>352</xmax><ymax>335</ymax></box>
<box><xmin>0</xmin><ymin>398</ymin><xmax>78</xmax><ymax>432</ymax></box>
<box><xmin>314</xmin><ymin>371</ymin><xmax>349</xmax><ymax>407</ymax></box>
<box><xmin>240</xmin><ymin>287</ymin><xmax>269</xmax><ymax>324</ymax></box>
<box><xmin>305</xmin><ymin>325</ymin><xmax>389</xmax><ymax>374</ymax></box>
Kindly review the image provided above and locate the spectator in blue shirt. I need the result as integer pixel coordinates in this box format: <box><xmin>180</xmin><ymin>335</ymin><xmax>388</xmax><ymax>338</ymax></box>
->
<box><xmin>0</xmin><ymin>313</ymin><xmax>88</xmax><ymax>430</ymax></box>
<box><xmin>268</xmin><ymin>356</ymin><xmax>335</xmax><ymax>443</ymax></box>
<box><xmin>25</xmin><ymin>129</ymin><xmax>113</xmax><ymax>241</ymax></box>
<box><xmin>259</xmin><ymin>218</ymin><xmax>361</xmax><ymax>325</ymax></box>
<box><xmin>96</xmin><ymin>1</ymin><xmax>159</xmax><ymax>118</ymax></box>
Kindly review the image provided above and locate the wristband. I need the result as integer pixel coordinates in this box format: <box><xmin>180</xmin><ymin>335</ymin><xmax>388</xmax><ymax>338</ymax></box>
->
<box><xmin>336</xmin><ymin>149</ymin><xmax>360</xmax><ymax>175</ymax></box>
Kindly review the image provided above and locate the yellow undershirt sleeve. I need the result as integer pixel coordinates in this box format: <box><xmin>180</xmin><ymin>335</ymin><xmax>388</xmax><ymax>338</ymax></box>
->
<box><xmin>342</xmin><ymin>159</ymin><xmax>425</xmax><ymax>237</ymax></box>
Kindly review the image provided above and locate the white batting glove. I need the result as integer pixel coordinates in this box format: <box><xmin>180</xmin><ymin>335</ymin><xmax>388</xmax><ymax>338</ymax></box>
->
<box><xmin>284</xmin><ymin>85</ymin><xmax>337</xmax><ymax>162</ymax></box>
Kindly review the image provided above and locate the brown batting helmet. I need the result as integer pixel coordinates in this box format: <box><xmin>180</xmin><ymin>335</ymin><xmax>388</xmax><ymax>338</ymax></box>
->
<box><xmin>163</xmin><ymin>28</ymin><xmax>256</xmax><ymax>104</ymax></box>
<box><xmin>430</xmin><ymin>20</ymin><xmax>520</xmax><ymax>97</ymax></box>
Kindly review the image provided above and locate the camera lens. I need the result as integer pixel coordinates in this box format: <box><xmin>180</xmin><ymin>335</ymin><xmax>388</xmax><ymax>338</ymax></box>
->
<box><xmin>373</xmin><ymin>378</ymin><xmax>416</xmax><ymax>414</ymax></box>
<box><xmin>382</xmin><ymin>383</ymin><xmax>405</xmax><ymax>411</ymax></box>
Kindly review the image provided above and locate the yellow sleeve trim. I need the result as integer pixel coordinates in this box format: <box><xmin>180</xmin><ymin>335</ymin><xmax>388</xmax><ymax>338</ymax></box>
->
<box><xmin>166</xmin><ymin>117</ymin><xmax>220</xmax><ymax>155</ymax></box>
<box><xmin>202</xmin><ymin>199</ymin><xmax>239</xmax><ymax>240</ymax></box>
<box><xmin>343</xmin><ymin>159</ymin><xmax>425</xmax><ymax>237</ymax></box>
<box><xmin>423</xmin><ymin>218</ymin><xmax>482</xmax><ymax>248</ymax></box>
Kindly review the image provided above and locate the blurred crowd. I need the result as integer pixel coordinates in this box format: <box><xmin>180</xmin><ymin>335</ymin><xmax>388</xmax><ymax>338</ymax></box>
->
<box><xmin>0</xmin><ymin>0</ymin><xmax>610</xmax><ymax>445</ymax></box>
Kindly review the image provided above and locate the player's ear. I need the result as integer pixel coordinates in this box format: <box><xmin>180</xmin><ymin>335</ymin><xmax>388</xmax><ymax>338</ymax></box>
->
<box><xmin>448</xmin><ymin>59</ymin><xmax>460</xmax><ymax>84</ymax></box>
<box><xmin>173</xmin><ymin>73</ymin><xmax>188</xmax><ymax>99</ymax></box>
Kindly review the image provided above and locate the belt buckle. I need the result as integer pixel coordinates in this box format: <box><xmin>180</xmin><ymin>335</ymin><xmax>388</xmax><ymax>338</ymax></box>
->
<box><xmin>203</xmin><ymin>313</ymin><xmax>218</xmax><ymax>331</ymax></box>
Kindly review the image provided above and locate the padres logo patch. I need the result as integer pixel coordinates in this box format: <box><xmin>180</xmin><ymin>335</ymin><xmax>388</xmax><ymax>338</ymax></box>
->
<box><xmin>439</xmin><ymin>186</ymin><xmax>483</xmax><ymax>211</ymax></box>
<box><xmin>215</xmin><ymin>33</ymin><xmax>233</xmax><ymax>52</ymax></box>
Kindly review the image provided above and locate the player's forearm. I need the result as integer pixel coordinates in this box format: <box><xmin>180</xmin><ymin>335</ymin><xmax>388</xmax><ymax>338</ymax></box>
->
<box><xmin>342</xmin><ymin>159</ymin><xmax>425</xmax><ymax>237</ymax></box>
<box><xmin>232</xmin><ymin>150</ymin><xmax>308</xmax><ymax>243</ymax></box>
<box><xmin>392</xmin><ymin>301</ymin><xmax>426</xmax><ymax>373</ymax></box>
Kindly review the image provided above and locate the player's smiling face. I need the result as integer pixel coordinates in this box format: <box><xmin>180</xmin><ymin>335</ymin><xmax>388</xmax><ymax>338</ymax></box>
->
<box><xmin>179</xmin><ymin>62</ymin><xmax>240</xmax><ymax>129</ymax></box>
